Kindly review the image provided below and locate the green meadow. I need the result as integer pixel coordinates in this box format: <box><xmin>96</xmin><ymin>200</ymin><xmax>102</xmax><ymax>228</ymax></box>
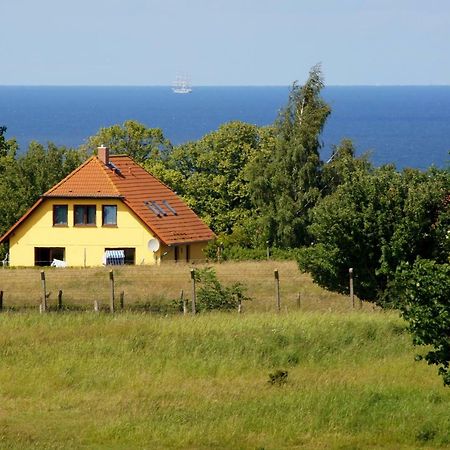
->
<box><xmin>1</xmin><ymin>310</ymin><xmax>450</xmax><ymax>449</ymax></box>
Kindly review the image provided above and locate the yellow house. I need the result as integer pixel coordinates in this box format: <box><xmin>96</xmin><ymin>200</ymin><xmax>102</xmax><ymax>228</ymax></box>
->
<box><xmin>0</xmin><ymin>146</ymin><xmax>215</xmax><ymax>266</ymax></box>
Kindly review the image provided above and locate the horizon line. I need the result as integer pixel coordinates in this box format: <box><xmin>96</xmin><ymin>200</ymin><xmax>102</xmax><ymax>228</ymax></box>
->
<box><xmin>1</xmin><ymin>84</ymin><xmax>450</xmax><ymax>88</ymax></box>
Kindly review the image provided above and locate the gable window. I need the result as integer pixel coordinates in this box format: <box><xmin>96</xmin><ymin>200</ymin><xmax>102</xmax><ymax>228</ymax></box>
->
<box><xmin>102</xmin><ymin>205</ymin><xmax>117</xmax><ymax>226</ymax></box>
<box><xmin>53</xmin><ymin>205</ymin><xmax>68</xmax><ymax>226</ymax></box>
<box><xmin>74</xmin><ymin>205</ymin><xmax>96</xmax><ymax>226</ymax></box>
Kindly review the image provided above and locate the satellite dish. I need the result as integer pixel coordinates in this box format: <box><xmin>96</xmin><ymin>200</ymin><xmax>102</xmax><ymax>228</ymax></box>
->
<box><xmin>147</xmin><ymin>239</ymin><xmax>160</xmax><ymax>252</ymax></box>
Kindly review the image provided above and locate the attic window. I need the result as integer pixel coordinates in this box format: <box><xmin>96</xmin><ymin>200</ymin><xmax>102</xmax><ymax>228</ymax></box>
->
<box><xmin>144</xmin><ymin>199</ymin><xmax>177</xmax><ymax>216</ymax></box>
<box><xmin>107</xmin><ymin>162</ymin><xmax>121</xmax><ymax>174</ymax></box>
<box><xmin>144</xmin><ymin>200</ymin><xmax>171</xmax><ymax>217</ymax></box>
<box><xmin>53</xmin><ymin>205</ymin><xmax>68</xmax><ymax>226</ymax></box>
<box><xmin>145</xmin><ymin>201</ymin><xmax>161</xmax><ymax>217</ymax></box>
<box><xmin>152</xmin><ymin>201</ymin><xmax>167</xmax><ymax>216</ymax></box>
<box><xmin>162</xmin><ymin>200</ymin><xmax>177</xmax><ymax>215</ymax></box>
<box><xmin>74</xmin><ymin>205</ymin><xmax>96</xmax><ymax>226</ymax></box>
<box><xmin>102</xmin><ymin>205</ymin><xmax>117</xmax><ymax>226</ymax></box>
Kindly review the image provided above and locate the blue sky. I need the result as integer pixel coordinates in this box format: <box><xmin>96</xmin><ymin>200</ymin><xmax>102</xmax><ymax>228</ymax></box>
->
<box><xmin>2</xmin><ymin>0</ymin><xmax>449</xmax><ymax>85</ymax></box>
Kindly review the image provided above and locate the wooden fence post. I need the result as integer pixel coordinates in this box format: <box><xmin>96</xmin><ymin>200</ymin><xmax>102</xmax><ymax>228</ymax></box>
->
<box><xmin>190</xmin><ymin>269</ymin><xmax>196</xmax><ymax>315</ymax></box>
<box><xmin>58</xmin><ymin>290</ymin><xmax>63</xmax><ymax>310</ymax></box>
<box><xmin>94</xmin><ymin>300</ymin><xmax>99</xmax><ymax>313</ymax></box>
<box><xmin>180</xmin><ymin>289</ymin><xmax>187</xmax><ymax>315</ymax></box>
<box><xmin>0</xmin><ymin>290</ymin><xmax>3</xmax><ymax>311</ymax></box>
<box><xmin>109</xmin><ymin>270</ymin><xmax>115</xmax><ymax>313</ymax></box>
<box><xmin>238</xmin><ymin>298</ymin><xmax>242</xmax><ymax>314</ymax></box>
<box><xmin>274</xmin><ymin>269</ymin><xmax>280</xmax><ymax>312</ymax></box>
<box><xmin>296</xmin><ymin>292</ymin><xmax>301</xmax><ymax>309</ymax></box>
<box><xmin>119</xmin><ymin>291</ymin><xmax>125</xmax><ymax>310</ymax></box>
<box><xmin>216</xmin><ymin>246</ymin><xmax>222</xmax><ymax>263</ymax></box>
<box><xmin>40</xmin><ymin>270</ymin><xmax>47</xmax><ymax>313</ymax></box>
<box><xmin>349</xmin><ymin>268</ymin><xmax>354</xmax><ymax>308</ymax></box>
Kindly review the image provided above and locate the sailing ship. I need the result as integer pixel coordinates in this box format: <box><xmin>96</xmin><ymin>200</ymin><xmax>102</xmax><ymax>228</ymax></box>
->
<box><xmin>172</xmin><ymin>75</ymin><xmax>192</xmax><ymax>94</ymax></box>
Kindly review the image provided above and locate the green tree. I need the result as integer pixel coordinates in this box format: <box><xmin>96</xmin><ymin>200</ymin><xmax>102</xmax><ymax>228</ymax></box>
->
<box><xmin>321</xmin><ymin>138</ymin><xmax>373</xmax><ymax>195</ymax></box>
<box><xmin>145</xmin><ymin>121</ymin><xmax>268</xmax><ymax>236</ymax></box>
<box><xmin>297</xmin><ymin>166</ymin><xmax>450</xmax><ymax>303</ymax></box>
<box><xmin>81</xmin><ymin>120</ymin><xmax>171</xmax><ymax>163</ymax></box>
<box><xmin>392</xmin><ymin>259</ymin><xmax>450</xmax><ymax>385</ymax></box>
<box><xmin>0</xmin><ymin>142</ymin><xmax>85</xmax><ymax>237</ymax></box>
<box><xmin>0</xmin><ymin>126</ymin><xmax>18</xmax><ymax>172</ymax></box>
<box><xmin>248</xmin><ymin>64</ymin><xmax>331</xmax><ymax>247</ymax></box>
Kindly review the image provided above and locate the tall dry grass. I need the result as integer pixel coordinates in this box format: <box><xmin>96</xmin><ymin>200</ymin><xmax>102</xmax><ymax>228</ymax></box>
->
<box><xmin>0</xmin><ymin>260</ymin><xmax>363</xmax><ymax>313</ymax></box>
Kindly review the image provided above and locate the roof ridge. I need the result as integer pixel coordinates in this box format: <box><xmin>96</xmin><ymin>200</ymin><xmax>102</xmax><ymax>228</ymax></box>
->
<box><xmin>111</xmin><ymin>155</ymin><xmax>180</xmax><ymax>196</ymax></box>
<box><xmin>96</xmin><ymin>157</ymin><xmax>122</xmax><ymax>196</ymax></box>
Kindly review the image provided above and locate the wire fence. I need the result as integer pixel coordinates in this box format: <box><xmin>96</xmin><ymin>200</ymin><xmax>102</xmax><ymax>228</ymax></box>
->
<box><xmin>0</xmin><ymin>260</ymin><xmax>368</xmax><ymax>314</ymax></box>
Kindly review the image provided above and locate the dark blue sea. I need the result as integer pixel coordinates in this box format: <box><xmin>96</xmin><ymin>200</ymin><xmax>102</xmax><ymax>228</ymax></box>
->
<box><xmin>0</xmin><ymin>86</ymin><xmax>449</xmax><ymax>169</ymax></box>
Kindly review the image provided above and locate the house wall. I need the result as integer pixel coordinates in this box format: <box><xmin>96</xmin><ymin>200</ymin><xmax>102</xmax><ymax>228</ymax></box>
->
<box><xmin>160</xmin><ymin>242</ymin><xmax>207</xmax><ymax>263</ymax></box>
<box><xmin>8</xmin><ymin>198</ymin><xmax>210</xmax><ymax>267</ymax></box>
<box><xmin>8</xmin><ymin>198</ymin><xmax>160</xmax><ymax>267</ymax></box>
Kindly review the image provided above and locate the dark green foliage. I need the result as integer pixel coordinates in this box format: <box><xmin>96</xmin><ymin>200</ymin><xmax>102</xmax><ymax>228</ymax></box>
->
<box><xmin>0</xmin><ymin>141</ymin><xmax>85</xmax><ymax>239</ymax></box>
<box><xmin>392</xmin><ymin>259</ymin><xmax>450</xmax><ymax>385</ymax></box>
<box><xmin>15</xmin><ymin>142</ymin><xmax>85</xmax><ymax>206</ymax></box>
<box><xmin>194</xmin><ymin>267</ymin><xmax>251</xmax><ymax>312</ymax></box>
<box><xmin>321</xmin><ymin>138</ymin><xmax>373</xmax><ymax>195</ymax></box>
<box><xmin>0</xmin><ymin>126</ymin><xmax>18</xmax><ymax>172</ymax></box>
<box><xmin>268</xmin><ymin>369</ymin><xmax>288</xmax><ymax>385</ymax></box>
<box><xmin>248</xmin><ymin>64</ymin><xmax>331</xmax><ymax>247</ymax></box>
<box><xmin>80</xmin><ymin>120</ymin><xmax>172</xmax><ymax>164</ymax></box>
<box><xmin>298</xmin><ymin>166</ymin><xmax>450</xmax><ymax>303</ymax></box>
<box><xmin>0</xmin><ymin>125</ymin><xmax>7</xmax><ymax>156</ymax></box>
<box><xmin>204</xmin><ymin>240</ymin><xmax>300</xmax><ymax>262</ymax></box>
<box><xmin>416</xmin><ymin>426</ymin><xmax>437</xmax><ymax>443</ymax></box>
<box><xmin>145</xmin><ymin>121</ymin><xmax>268</xmax><ymax>236</ymax></box>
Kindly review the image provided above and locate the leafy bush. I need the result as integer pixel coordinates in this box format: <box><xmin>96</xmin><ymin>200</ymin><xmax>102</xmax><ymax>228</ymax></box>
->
<box><xmin>194</xmin><ymin>267</ymin><xmax>251</xmax><ymax>312</ymax></box>
<box><xmin>391</xmin><ymin>258</ymin><xmax>450</xmax><ymax>385</ymax></box>
<box><xmin>297</xmin><ymin>167</ymin><xmax>450</xmax><ymax>303</ymax></box>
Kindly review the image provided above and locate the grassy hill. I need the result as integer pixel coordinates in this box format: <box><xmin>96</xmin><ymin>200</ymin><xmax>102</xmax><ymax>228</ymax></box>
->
<box><xmin>1</xmin><ymin>310</ymin><xmax>450</xmax><ymax>449</ymax></box>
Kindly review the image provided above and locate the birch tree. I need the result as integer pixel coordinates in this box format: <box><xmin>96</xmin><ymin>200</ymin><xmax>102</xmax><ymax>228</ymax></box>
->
<box><xmin>248</xmin><ymin>64</ymin><xmax>331</xmax><ymax>247</ymax></box>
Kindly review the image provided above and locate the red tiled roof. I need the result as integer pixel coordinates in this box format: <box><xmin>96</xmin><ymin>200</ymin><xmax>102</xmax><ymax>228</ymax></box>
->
<box><xmin>0</xmin><ymin>155</ymin><xmax>215</xmax><ymax>245</ymax></box>
<box><xmin>45</xmin><ymin>157</ymin><xmax>121</xmax><ymax>198</ymax></box>
<box><xmin>102</xmin><ymin>156</ymin><xmax>215</xmax><ymax>244</ymax></box>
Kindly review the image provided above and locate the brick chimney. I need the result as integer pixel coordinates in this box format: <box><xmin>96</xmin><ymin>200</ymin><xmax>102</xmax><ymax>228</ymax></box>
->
<box><xmin>98</xmin><ymin>145</ymin><xmax>109</xmax><ymax>165</ymax></box>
